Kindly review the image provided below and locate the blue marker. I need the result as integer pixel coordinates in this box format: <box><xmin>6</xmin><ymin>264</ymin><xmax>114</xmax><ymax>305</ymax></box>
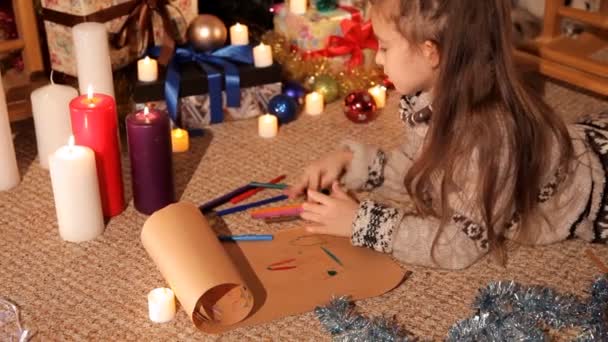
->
<box><xmin>218</xmin><ymin>234</ymin><xmax>274</xmax><ymax>242</ymax></box>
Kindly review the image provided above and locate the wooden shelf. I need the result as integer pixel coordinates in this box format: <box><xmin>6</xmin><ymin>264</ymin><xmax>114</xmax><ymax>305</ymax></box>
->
<box><xmin>513</xmin><ymin>0</ymin><xmax>608</xmax><ymax>97</ymax></box>
<box><xmin>557</xmin><ymin>7</ymin><xmax>608</xmax><ymax>30</ymax></box>
<box><xmin>514</xmin><ymin>49</ymin><xmax>608</xmax><ymax>97</ymax></box>
<box><xmin>539</xmin><ymin>32</ymin><xmax>608</xmax><ymax>78</ymax></box>
<box><xmin>0</xmin><ymin>39</ymin><xmax>25</xmax><ymax>53</ymax></box>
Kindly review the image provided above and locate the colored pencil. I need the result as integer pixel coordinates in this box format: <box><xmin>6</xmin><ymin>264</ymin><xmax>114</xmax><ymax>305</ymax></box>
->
<box><xmin>263</xmin><ymin>216</ymin><xmax>300</xmax><ymax>224</ymax></box>
<box><xmin>199</xmin><ymin>184</ymin><xmax>254</xmax><ymax>213</ymax></box>
<box><xmin>251</xmin><ymin>207</ymin><xmax>303</xmax><ymax>219</ymax></box>
<box><xmin>218</xmin><ymin>234</ymin><xmax>274</xmax><ymax>242</ymax></box>
<box><xmin>250</xmin><ymin>204</ymin><xmax>302</xmax><ymax>215</ymax></box>
<box><xmin>230</xmin><ymin>175</ymin><xmax>286</xmax><ymax>204</ymax></box>
<box><xmin>249</xmin><ymin>182</ymin><xmax>288</xmax><ymax>190</ymax></box>
<box><xmin>215</xmin><ymin>195</ymin><xmax>289</xmax><ymax>217</ymax></box>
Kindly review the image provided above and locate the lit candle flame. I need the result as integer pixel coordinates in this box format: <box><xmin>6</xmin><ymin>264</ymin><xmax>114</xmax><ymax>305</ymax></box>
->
<box><xmin>144</xmin><ymin>106</ymin><xmax>149</xmax><ymax>116</ymax></box>
<box><xmin>144</xmin><ymin>56</ymin><xmax>150</xmax><ymax>64</ymax></box>
<box><xmin>87</xmin><ymin>85</ymin><xmax>94</xmax><ymax>100</ymax></box>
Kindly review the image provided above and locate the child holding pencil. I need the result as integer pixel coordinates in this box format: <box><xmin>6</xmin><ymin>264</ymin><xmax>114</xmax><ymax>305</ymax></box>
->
<box><xmin>287</xmin><ymin>0</ymin><xmax>608</xmax><ymax>269</ymax></box>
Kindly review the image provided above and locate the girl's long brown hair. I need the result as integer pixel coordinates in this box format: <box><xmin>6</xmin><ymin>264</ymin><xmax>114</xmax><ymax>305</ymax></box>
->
<box><xmin>373</xmin><ymin>0</ymin><xmax>573</xmax><ymax>261</ymax></box>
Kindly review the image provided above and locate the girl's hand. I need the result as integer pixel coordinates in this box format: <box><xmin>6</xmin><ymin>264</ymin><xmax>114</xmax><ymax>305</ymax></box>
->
<box><xmin>300</xmin><ymin>181</ymin><xmax>359</xmax><ymax>237</ymax></box>
<box><xmin>285</xmin><ymin>149</ymin><xmax>353</xmax><ymax>198</ymax></box>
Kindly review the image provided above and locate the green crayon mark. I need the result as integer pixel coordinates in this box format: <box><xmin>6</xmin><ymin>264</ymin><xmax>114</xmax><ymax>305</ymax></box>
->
<box><xmin>321</xmin><ymin>246</ymin><xmax>343</xmax><ymax>266</ymax></box>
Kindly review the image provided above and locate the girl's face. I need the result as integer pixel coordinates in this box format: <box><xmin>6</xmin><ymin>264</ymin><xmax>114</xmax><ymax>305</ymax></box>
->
<box><xmin>371</xmin><ymin>11</ymin><xmax>439</xmax><ymax>96</ymax></box>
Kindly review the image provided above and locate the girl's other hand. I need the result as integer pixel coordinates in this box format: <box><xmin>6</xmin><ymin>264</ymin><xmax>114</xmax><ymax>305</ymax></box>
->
<box><xmin>300</xmin><ymin>181</ymin><xmax>359</xmax><ymax>237</ymax></box>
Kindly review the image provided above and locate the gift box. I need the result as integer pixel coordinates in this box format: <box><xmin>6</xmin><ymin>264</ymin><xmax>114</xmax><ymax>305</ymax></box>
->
<box><xmin>132</xmin><ymin>61</ymin><xmax>283</xmax><ymax>129</ymax></box>
<box><xmin>41</xmin><ymin>0</ymin><xmax>198</xmax><ymax>77</ymax></box>
<box><xmin>272</xmin><ymin>3</ymin><xmax>376</xmax><ymax>71</ymax></box>
<box><xmin>133</xmin><ymin>83</ymin><xmax>282</xmax><ymax>129</ymax></box>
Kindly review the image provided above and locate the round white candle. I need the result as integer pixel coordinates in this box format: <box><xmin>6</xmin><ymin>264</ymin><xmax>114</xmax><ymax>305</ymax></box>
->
<box><xmin>305</xmin><ymin>91</ymin><xmax>324</xmax><ymax>116</ymax></box>
<box><xmin>137</xmin><ymin>56</ymin><xmax>158</xmax><ymax>82</ymax></box>
<box><xmin>31</xmin><ymin>83</ymin><xmax>79</xmax><ymax>169</ymax></box>
<box><xmin>229</xmin><ymin>23</ymin><xmax>249</xmax><ymax>45</ymax></box>
<box><xmin>258</xmin><ymin>114</ymin><xmax>278</xmax><ymax>138</ymax></box>
<box><xmin>49</xmin><ymin>136</ymin><xmax>104</xmax><ymax>242</ymax></box>
<box><xmin>253</xmin><ymin>43</ymin><xmax>273</xmax><ymax>68</ymax></box>
<box><xmin>0</xmin><ymin>75</ymin><xmax>19</xmax><ymax>191</ymax></box>
<box><xmin>148</xmin><ymin>288</ymin><xmax>176</xmax><ymax>323</ymax></box>
<box><xmin>290</xmin><ymin>0</ymin><xmax>307</xmax><ymax>14</ymax></box>
<box><xmin>368</xmin><ymin>85</ymin><xmax>387</xmax><ymax>109</ymax></box>
<box><xmin>72</xmin><ymin>22</ymin><xmax>115</xmax><ymax>98</ymax></box>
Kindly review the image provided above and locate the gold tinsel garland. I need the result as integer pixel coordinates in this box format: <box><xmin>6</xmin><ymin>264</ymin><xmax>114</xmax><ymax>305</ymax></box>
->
<box><xmin>261</xmin><ymin>31</ymin><xmax>386</xmax><ymax>98</ymax></box>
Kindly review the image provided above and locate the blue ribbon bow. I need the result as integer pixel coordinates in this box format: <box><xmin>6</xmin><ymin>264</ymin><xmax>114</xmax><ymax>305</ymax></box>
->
<box><xmin>150</xmin><ymin>44</ymin><xmax>253</xmax><ymax>125</ymax></box>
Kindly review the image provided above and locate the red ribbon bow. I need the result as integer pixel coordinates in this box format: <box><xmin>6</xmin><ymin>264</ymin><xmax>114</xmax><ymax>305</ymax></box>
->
<box><xmin>326</xmin><ymin>17</ymin><xmax>378</xmax><ymax>69</ymax></box>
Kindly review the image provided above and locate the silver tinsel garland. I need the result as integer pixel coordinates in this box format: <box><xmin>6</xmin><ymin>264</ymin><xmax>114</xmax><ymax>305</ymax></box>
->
<box><xmin>315</xmin><ymin>275</ymin><xmax>608</xmax><ymax>341</ymax></box>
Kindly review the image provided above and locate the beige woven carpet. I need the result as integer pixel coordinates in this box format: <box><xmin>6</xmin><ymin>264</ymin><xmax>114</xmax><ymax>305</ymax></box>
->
<box><xmin>1</xmin><ymin>75</ymin><xmax>607</xmax><ymax>341</ymax></box>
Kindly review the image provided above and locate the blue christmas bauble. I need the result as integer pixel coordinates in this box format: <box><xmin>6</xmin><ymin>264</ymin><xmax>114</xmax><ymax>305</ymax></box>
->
<box><xmin>282</xmin><ymin>81</ymin><xmax>306</xmax><ymax>106</ymax></box>
<box><xmin>268</xmin><ymin>95</ymin><xmax>298</xmax><ymax>124</ymax></box>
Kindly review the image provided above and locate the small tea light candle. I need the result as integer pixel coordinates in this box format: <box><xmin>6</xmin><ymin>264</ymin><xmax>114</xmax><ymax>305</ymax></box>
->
<box><xmin>258</xmin><ymin>113</ymin><xmax>278</xmax><ymax>138</ymax></box>
<box><xmin>171</xmin><ymin>128</ymin><xmax>189</xmax><ymax>153</ymax></box>
<box><xmin>305</xmin><ymin>91</ymin><xmax>324</xmax><ymax>116</ymax></box>
<box><xmin>253</xmin><ymin>43</ymin><xmax>273</xmax><ymax>68</ymax></box>
<box><xmin>229</xmin><ymin>23</ymin><xmax>249</xmax><ymax>45</ymax></box>
<box><xmin>368</xmin><ymin>85</ymin><xmax>387</xmax><ymax>109</ymax></box>
<box><xmin>290</xmin><ymin>0</ymin><xmax>307</xmax><ymax>14</ymax></box>
<box><xmin>148</xmin><ymin>288</ymin><xmax>176</xmax><ymax>323</ymax></box>
<box><xmin>137</xmin><ymin>56</ymin><xmax>158</xmax><ymax>82</ymax></box>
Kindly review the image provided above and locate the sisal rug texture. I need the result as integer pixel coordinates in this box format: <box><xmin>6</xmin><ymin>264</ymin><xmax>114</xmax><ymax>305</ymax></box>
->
<box><xmin>0</xmin><ymin>75</ymin><xmax>607</xmax><ymax>341</ymax></box>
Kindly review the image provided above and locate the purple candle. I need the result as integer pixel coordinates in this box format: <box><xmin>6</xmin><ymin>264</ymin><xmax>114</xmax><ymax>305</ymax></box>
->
<box><xmin>126</xmin><ymin>107</ymin><xmax>175</xmax><ymax>215</ymax></box>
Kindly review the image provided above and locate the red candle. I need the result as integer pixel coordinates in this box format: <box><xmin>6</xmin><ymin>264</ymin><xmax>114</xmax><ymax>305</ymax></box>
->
<box><xmin>69</xmin><ymin>88</ymin><xmax>124</xmax><ymax>217</ymax></box>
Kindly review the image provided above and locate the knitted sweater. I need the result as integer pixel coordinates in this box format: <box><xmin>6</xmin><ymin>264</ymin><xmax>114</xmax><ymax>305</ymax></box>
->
<box><xmin>340</xmin><ymin>93</ymin><xmax>608</xmax><ymax>269</ymax></box>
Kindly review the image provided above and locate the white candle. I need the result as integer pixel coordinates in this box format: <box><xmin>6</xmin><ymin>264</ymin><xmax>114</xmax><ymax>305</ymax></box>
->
<box><xmin>368</xmin><ymin>85</ymin><xmax>387</xmax><ymax>109</ymax></box>
<box><xmin>305</xmin><ymin>91</ymin><xmax>324</xmax><ymax>116</ymax></box>
<box><xmin>49</xmin><ymin>136</ymin><xmax>104</xmax><ymax>242</ymax></box>
<box><xmin>253</xmin><ymin>43</ymin><xmax>273</xmax><ymax>68</ymax></box>
<box><xmin>148</xmin><ymin>288</ymin><xmax>176</xmax><ymax>323</ymax></box>
<box><xmin>137</xmin><ymin>56</ymin><xmax>158</xmax><ymax>82</ymax></box>
<box><xmin>0</xmin><ymin>75</ymin><xmax>19</xmax><ymax>191</ymax></box>
<box><xmin>229</xmin><ymin>23</ymin><xmax>249</xmax><ymax>45</ymax></box>
<box><xmin>72</xmin><ymin>22</ymin><xmax>115</xmax><ymax>98</ymax></box>
<box><xmin>258</xmin><ymin>113</ymin><xmax>278</xmax><ymax>138</ymax></box>
<box><xmin>31</xmin><ymin>83</ymin><xmax>79</xmax><ymax>169</ymax></box>
<box><xmin>290</xmin><ymin>0</ymin><xmax>307</xmax><ymax>14</ymax></box>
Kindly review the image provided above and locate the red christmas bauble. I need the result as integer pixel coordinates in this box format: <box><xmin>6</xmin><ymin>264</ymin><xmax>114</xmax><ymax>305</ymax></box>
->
<box><xmin>344</xmin><ymin>91</ymin><xmax>377</xmax><ymax>123</ymax></box>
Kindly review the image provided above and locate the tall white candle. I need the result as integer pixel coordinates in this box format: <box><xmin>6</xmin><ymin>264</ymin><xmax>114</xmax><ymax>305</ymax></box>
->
<box><xmin>229</xmin><ymin>23</ymin><xmax>249</xmax><ymax>45</ymax></box>
<box><xmin>253</xmin><ymin>43</ymin><xmax>273</xmax><ymax>68</ymax></box>
<box><xmin>49</xmin><ymin>136</ymin><xmax>104</xmax><ymax>242</ymax></box>
<box><xmin>368</xmin><ymin>85</ymin><xmax>387</xmax><ymax>109</ymax></box>
<box><xmin>305</xmin><ymin>91</ymin><xmax>324</xmax><ymax>116</ymax></box>
<box><xmin>258</xmin><ymin>113</ymin><xmax>278</xmax><ymax>138</ymax></box>
<box><xmin>290</xmin><ymin>0</ymin><xmax>307</xmax><ymax>14</ymax></box>
<box><xmin>0</xmin><ymin>76</ymin><xmax>19</xmax><ymax>191</ymax></box>
<box><xmin>148</xmin><ymin>288</ymin><xmax>176</xmax><ymax>323</ymax></box>
<box><xmin>137</xmin><ymin>56</ymin><xmax>158</xmax><ymax>82</ymax></box>
<box><xmin>31</xmin><ymin>83</ymin><xmax>79</xmax><ymax>169</ymax></box>
<box><xmin>72</xmin><ymin>22</ymin><xmax>115</xmax><ymax>98</ymax></box>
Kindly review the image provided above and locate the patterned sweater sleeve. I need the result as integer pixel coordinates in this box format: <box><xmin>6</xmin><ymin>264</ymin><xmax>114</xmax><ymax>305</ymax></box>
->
<box><xmin>350</xmin><ymin>151</ymin><xmax>492</xmax><ymax>270</ymax></box>
<box><xmin>339</xmin><ymin>139</ymin><xmax>414</xmax><ymax>200</ymax></box>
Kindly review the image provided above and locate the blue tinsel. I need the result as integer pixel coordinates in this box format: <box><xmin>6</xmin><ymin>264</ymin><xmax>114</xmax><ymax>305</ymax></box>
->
<box><xmin>315</xmin><ymin>275</ymin><xmax>608</xmax><ymax>341</ymax></box>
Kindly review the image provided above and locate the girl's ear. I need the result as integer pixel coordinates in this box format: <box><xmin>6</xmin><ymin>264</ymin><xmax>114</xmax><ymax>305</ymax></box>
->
<box><xmin>422</xmin><ymin>40</ymin><xmax>440</xmax><ymax>69</ymax></box>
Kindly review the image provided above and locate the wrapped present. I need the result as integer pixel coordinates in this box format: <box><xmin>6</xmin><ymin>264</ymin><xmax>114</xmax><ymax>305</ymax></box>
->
<box><xmin>133</xmin><ymin>82</ymin><xmax>282</xmax><ymax>130</ymax></box>
<box><xmin>272</xmin><ymin>3</ymin><xmax>376</xmax><ymax>71</ymax></box>
<box><xmin>132</xmin><ymin>46</ymin><xmax>283</xmax><ymax>129</ymax></box>
<box><xmin>41</xmin><ymin>0</ymin><xmax>198</xmax><ymax>77</ymax></box>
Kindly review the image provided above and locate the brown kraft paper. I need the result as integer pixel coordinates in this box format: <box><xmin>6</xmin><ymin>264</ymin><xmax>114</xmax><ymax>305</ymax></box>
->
<box><xmin>141</xmin><ymin>202</ymin><xmax>407</xmax><ymax>333</ymax></box>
